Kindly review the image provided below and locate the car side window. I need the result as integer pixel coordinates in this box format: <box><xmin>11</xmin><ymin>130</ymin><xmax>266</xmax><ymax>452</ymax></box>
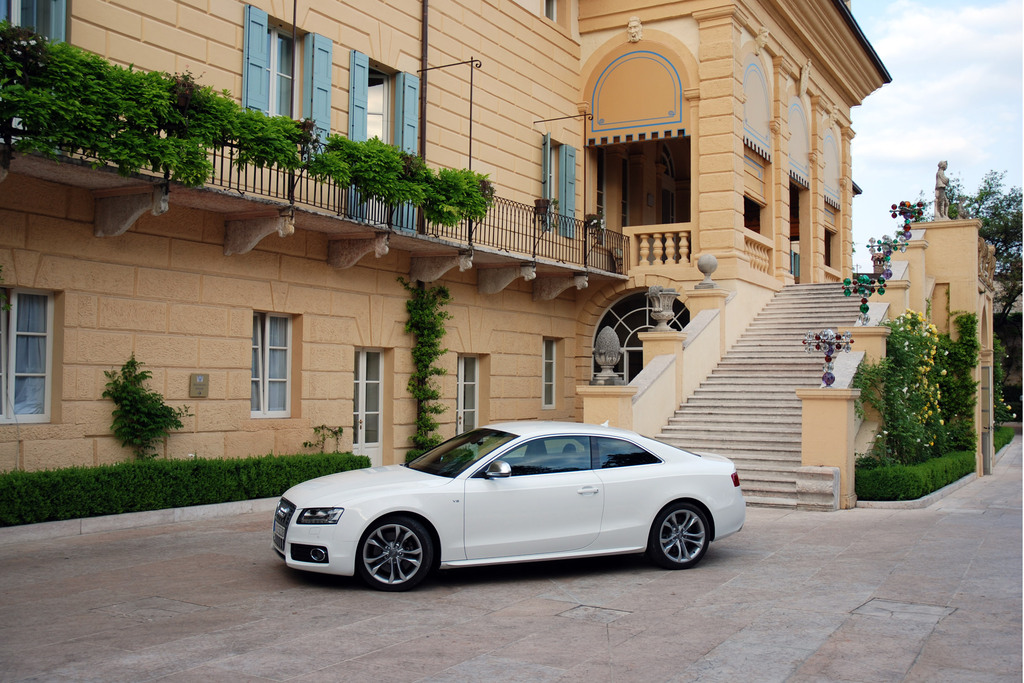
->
<box><xmin>501</xmin><ymin>437</ymin><xmax>591</xmax><ymax>476</ymax></box>
<box><xmin>594</xmin><ymin>437</ymin><xmax>661</xmax><ymax>468</ymax></box>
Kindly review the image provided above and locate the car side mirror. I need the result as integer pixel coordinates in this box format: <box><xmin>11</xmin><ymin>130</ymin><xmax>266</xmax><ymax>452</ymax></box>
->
<box><xmin>484</xmin><ymin>460</ymin><xmax>511</xmax><ymax>478</ymax></box>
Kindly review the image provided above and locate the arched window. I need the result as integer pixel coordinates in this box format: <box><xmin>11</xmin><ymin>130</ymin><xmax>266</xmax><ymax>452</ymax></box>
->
<box><xmin>592</xmin><ymin>292</ymin><xmax>689</xmax><ymax>383</ymax></box>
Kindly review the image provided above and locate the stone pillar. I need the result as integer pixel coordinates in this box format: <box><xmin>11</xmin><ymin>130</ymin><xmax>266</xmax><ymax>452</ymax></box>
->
<box><xmin>577</xmin><ymin>385</ymin><xmax>639</xmax><ymax>430</ymax></box>
<box><xmin>795</xmin><ymin>387</ymin><xmax>860</xmax><ymax>509</ymax></box>
<box><xmin>639</xmin><ymin>330</ymin><xmax>686</xmax><ymax>406</ymax></box>
<box><xmin>838</xmin><ymin>325</ymin><xmax>890</xmax><ymax>365</ymax></box>
<box><xmin>685</xmin><ymin>288</ymin><xmax>729</xmax><ymax>353</ymax></box>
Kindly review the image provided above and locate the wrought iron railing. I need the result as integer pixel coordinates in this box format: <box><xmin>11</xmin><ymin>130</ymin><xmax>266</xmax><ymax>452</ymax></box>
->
<box><xmin>203</xmin><ymin>145</ymin><xmax>628</xmax><ymax>274</ymax></box>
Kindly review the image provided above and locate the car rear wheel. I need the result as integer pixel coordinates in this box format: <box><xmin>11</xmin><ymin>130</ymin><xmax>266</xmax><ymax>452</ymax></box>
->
<box><xmin>646</xmin><ymin>502</ymin><xmax>709</xmax><ymax>569</ymax></box>
<box><xmin>357</xmin><ymin>516</ymin><xmax>434</xmax><ymax>591</ymax></box>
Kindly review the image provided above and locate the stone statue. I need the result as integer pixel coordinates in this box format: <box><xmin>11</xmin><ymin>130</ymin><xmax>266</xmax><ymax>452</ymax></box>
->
<box><xmin>627</xmin><ymin>16</ymin><xmax>643</xmax><ymax>43</ymax></box>
<box><xmin>935</xmin><ymin>160</ymin><xmax>949</xmax><ymax>220</ymax></box>
<box><xmin>799</xmin><ymin>59</ymin><xmax>811</xmax><ymax>96</ymax></box>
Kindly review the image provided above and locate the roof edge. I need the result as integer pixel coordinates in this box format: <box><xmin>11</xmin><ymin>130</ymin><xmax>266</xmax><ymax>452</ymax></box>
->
<box><xmin>833</xmin><ymin>0</ymin><xmax>892</xmax><ymax>84</ymax></box>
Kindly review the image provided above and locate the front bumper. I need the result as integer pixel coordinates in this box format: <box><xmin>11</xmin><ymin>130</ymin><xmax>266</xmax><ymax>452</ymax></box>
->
<box><xmin>273</xmin><ymin>498</ymin><xmax>358</xmax><ymax>576</ymax></box>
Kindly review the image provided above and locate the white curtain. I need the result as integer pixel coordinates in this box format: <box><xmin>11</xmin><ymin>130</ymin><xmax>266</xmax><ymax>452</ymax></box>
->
<box><xmin>13</xmin><ymin>292</ymin><xmax>47</xmax><ymax>415</ymax></box>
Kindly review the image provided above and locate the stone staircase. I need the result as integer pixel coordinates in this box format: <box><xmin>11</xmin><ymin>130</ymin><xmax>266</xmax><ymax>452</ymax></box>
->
<box><xmin>657</xmin><ymin>283</ymin><xmax>863</xmax><ymax>508</ymax></box>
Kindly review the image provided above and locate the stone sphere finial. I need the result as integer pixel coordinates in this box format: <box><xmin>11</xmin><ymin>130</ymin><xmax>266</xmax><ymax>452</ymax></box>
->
<box><xmin>695</xmin><ymin>254</ymin><xmax>719</xmax><ymax>289</ymax></box>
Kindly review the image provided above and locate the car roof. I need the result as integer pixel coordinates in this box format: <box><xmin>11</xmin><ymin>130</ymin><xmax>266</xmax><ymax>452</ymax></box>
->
<box><xmin>480</xmin><ymin>420</ymin><xmax>645</xmax><ymax>440</ymax></box>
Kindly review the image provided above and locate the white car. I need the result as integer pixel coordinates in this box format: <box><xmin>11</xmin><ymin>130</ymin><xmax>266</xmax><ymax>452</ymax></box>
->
<box><xmin>273</xmin><ymin>421</ymin><xmax>745</xmax><ymax>591</ymax></box>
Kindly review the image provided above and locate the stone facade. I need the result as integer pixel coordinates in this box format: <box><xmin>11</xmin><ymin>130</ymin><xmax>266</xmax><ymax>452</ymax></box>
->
<box><xmin>0</xmin><ymin>0</ymin><xmax>893</xmax><ymax>471</ymax></box>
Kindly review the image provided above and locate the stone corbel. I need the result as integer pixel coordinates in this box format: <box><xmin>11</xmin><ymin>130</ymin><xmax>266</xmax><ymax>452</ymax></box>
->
<box><xmin>532</xmin><ymin>273</ymin><xmax>588</xmax><ymax>301</ymax></box>
<box><xmin>410</xmin><ymin>250</ymin><xmax>473</xmax><ymax>283</ymax></box>
<box><xmin>478</xmin><ymin>263</ymin><xmax>537</xmax><ymax>295</ymax></box>
<box><xmin>223</xmin><ymin>207</ymin><xmax>295</xmax><ymax>255</ymax></box>
<box><xmin>93</xmin><ymin>185</ymin><xmax>169</xmax><ymax>237</ymax></box>
<box><xmin>327</xmin><ymin>233</ymin><xmax>390</xmax><ymax>269</ymax></box>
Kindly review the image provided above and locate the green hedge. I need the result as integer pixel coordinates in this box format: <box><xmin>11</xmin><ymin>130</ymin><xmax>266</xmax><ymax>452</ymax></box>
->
<box><xmin>856</xmin><ymin>451</ymin><xmax>976</xmax><ymax>501</ymax></box>
<box><xmin>0</xmin><ymin>452</ymin><xmax>369</xmax><ymax>527</ymax></box>
<box><xmin>994</xmin><ymin>426</ymin><xmax>1014</xmax><ymax>453</ymax></box>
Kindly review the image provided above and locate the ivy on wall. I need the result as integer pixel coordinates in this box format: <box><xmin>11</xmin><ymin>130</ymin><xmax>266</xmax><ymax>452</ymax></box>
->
<box><xmin>399</xmin><ymin>277</ymin><xmax>452</xmax><ymax>459</ymax></box>
<box><xmin>0</xmin><ymin>23</ymin><xmax>494</xmax><ymax>226</ymax></box>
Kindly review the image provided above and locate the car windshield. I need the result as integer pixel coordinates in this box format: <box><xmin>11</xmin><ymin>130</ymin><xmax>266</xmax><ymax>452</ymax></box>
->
<box><xmin>407</xmin><ymin>428</ymin><xmax>517</xmax><ymax>478</ymax></box>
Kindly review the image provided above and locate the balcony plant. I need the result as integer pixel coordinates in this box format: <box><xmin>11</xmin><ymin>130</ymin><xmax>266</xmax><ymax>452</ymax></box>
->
<box><xmin>0</xmin><ymin>22</ymin><xmax>493</xmax><ymax>226</ymax></box>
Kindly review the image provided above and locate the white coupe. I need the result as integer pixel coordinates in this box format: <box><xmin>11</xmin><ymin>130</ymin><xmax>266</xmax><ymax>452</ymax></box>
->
<box><xmin>273</xmin><ymin>421</ymin><xmax>745</xmax><ymax>591</ymax></box>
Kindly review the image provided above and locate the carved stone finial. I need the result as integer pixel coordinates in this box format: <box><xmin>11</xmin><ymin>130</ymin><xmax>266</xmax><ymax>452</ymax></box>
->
<box><xmin>647</xmin><ymin>286</ymin><xmax>679</xmax><ymax>330</ymax></box>
<box><xmin>755</xmin><ymin>27</ymin><xmax>770</xmax><ymax>55</ymax></box>
<box><xmin>935</xmin><ymin>160</ymin><xmax>950</xmax><ymax>220</ymax></box>
<box><xmin>627</xmin><ymin>16</ymin><xmax>643</xmax><ymax>43</ymax></box>
<box><xmin>694</xmin><ymin>254</ymin><xmax>719</xmax><ymax>289</ymax></box>
<box><xmin>591</xmin><ymin>326</ymin><xmax>624</xmax><ymax>385</ymax></box>
<box><xmin>799</xmin><ymin>59</ymin><xmax>811</xmax><ymax>96</ymax></box>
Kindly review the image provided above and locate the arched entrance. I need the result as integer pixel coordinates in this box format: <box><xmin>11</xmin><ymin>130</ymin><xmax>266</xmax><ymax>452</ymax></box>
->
<box><xmin>592</xmin><ymin>291</ymin><xmax>689</xmax><ymax>383</ymax></box>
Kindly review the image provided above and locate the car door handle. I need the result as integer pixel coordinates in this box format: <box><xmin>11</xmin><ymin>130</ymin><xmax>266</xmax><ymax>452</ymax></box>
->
<box><xmin>577</xmin><ymin>486</ymin><xmax>600</xmax><ymax>495</ymax></box>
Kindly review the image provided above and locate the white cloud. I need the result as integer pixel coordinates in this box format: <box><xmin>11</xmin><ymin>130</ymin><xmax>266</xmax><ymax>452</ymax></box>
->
<box><xmin>849</xmin><ymin>0</ymin><xmax>1022</xmax><ymax>268</ymax></box>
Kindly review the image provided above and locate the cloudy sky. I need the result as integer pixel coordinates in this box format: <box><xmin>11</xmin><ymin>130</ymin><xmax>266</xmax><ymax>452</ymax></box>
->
<box><xmin>846</xmin><ymin>0</ymin><xmax>1022</xmax><ymax>269</ymax></box>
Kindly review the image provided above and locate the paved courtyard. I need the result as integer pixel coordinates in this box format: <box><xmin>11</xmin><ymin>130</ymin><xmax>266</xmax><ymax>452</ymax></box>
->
<box><xmin>0</xmin><ymin>436</ymin><xmax>1020</xmax><ymax>682</ymax></box>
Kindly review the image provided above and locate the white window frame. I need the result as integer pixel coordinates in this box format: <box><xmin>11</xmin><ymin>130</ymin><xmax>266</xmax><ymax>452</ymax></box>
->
<box><xmin>251</xmin><ymin>312</ymin><xmax>291</xmax><ymax>418</ymax></box>
<box><xmin>457</xmin><ymin>355</ymin><xmax>479</xmax><ymax>433</ymax></box>
<box><xmin>367</xmin><ymin>68</ymin><xmax>391</xmax><ymax>143</ymax></box>
<box><xmin>267</xmin><ymin>26</ymin><xmax>295</xmax><ymax>118</ymax></box>
<box><xmin>542</xmin><ymin>339</ymin><xmax>556</xmax><ymax>410</ymax></box>
<box><xmin>544</xmin><ymin>0</ymin><xmax>557</xmax><ymax>21</ymax></box>
<box><xmin>0</xmin><ymin>289</ymin><xmax>53</xmax><ymax>424</ymax></box>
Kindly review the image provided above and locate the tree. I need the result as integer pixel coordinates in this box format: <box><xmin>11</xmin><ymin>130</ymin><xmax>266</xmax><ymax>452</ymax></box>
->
<box><xmin>947</xmin><ymin>171</ymin><xmax>1023</xmax><ymax>326</ymax></box>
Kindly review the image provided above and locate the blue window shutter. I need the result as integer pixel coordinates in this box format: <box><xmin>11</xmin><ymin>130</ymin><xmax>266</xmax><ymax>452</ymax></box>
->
<box><xmin>50</xmin><ymin>0</ymin><xmax>66</xmax><ymax>41</ymax></box>
<box><xmin>393</xmin><ymin>72</ymin><xmax>420</xmax><ymax>154</ymax></box>
<box><xmin>242</xmin><ymin>5</ymin><xmax>270</xmax><ymax>114</ymax></box>
<box><xmin>559</xmin><ymin>144</ymin><xmax>576</xmax><ymax>236</ymax></box>
<box><xmin>348</xmin><ymin>50</ymin><xmax>369</xmax><ymax>142</ymax></box>
<box><xmin>303</xmin><ymin>33</ymin><xmax>332</xmax><ymax>140</ymax></box>
<box><xmin>541</xmin><ymin>134</ymin><xmax>551</xmax><ymax>201</ymax></box>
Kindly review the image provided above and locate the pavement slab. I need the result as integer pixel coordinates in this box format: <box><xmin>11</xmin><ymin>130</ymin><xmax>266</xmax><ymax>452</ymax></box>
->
<box><xmin>0</xmin><ymin>434</ymin><xmax>1019</xmax><ymax>682</ymax></box>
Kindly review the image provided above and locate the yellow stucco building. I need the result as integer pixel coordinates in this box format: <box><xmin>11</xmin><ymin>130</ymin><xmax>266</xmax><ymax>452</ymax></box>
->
<box><xmin>0</xmin><ymin>0</ymin><xmax>996</xmax><ymax>508</ymax></box>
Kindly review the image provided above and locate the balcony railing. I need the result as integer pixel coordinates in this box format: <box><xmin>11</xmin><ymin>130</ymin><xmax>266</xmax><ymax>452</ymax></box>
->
<box><xmin>206</xmin><ymin>145</ymin><xmax>628</xmax><ymax>275</ymax></box>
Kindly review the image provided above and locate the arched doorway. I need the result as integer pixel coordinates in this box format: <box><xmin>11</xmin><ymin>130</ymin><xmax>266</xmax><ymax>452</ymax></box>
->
<box><xmin>592</xmin><ymin>291</ymin><xmax>689</xmax><ymax>383</ymax></box>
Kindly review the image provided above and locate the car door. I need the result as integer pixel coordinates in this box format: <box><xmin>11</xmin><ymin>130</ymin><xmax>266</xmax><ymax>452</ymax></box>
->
<box><xmin>462</xmin><ymin>436</ymin><xmax>603</xmax><ymax>559</ymax></box>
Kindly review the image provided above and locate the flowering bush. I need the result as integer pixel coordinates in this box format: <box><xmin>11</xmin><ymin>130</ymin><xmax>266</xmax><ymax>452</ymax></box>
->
<box><xmin>855</xmin><ymin>310</ymin><xmax>980</xmax><ymax>466</ymax></box>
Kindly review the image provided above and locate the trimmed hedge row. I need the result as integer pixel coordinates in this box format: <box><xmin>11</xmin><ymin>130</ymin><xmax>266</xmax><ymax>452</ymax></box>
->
<box><xmin>0</xmin><ymin>452</ymin><xmax>369</xmax><ymax>527</ymax></box>
<box><xmin>855</xmin><ymin>451</ymin><xmax>976</xmax><ymax>502</ymax></box>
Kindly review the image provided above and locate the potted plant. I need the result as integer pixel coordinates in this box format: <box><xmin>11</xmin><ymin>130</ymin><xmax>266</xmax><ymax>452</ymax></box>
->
<box><xmin>584</xmin><ymin>211</ymin><xmax>605</xmax><ymax>243</ymax></box>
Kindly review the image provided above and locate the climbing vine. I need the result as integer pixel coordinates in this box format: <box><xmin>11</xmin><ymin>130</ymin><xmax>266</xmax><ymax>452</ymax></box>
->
<box><xmin>399</xmin><ymin>277</ymin><xmax>452</xmax><ymax>459</ymax></box>
<box><xmin>102</xmin><ymin>355</ymin><xmax>191</xmax><ymax>460</ymax></box>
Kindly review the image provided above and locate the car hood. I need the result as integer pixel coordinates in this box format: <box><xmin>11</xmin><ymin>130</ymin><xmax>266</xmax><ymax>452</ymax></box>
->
<box><xmin>282</xmin><ymin>464</ymin><xmax>452</xmax><ymax>507</ymax></box>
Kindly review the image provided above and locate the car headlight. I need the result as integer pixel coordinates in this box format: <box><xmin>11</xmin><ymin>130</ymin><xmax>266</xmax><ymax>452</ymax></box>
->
<box><xmin>296</xmin><ymin>507</ymin><xmax>345</xmax><ymax>524</ymax></box>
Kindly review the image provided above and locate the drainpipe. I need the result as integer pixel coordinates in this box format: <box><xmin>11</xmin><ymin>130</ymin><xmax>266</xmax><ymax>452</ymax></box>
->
<box><xmin>420</xmin><ymin>0</ymin><xmax>428</xmax><ymax>160</ymax></box>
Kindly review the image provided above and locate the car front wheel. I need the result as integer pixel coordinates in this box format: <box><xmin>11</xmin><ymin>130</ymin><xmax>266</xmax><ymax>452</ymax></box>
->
<box><xmin>356</xmin><ymin>515</ymin><xmax>435</xmax><ymax>591</ymax></box>
<box><xmin>646</xmin><ymin>502</ymin><xmax>709</xmax><ymax>569</ymax></box>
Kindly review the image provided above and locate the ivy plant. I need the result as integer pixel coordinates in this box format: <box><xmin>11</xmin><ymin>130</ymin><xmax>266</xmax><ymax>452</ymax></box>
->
<box><xmin>399</xmin><ymin>277</ymin><xmax>453</xmax><ymax>459</ymax></box>
<box><xmin>102</xmin><ymin>355</ymin><xmax>190</xmax><ymax>460</ymax></box>
<box><xmin>303</xmin><ymin>425</ymin><xmax>344</xmax><ymax>454</ymax></box>
<box><xmin>0</xmin><ymin>22</ymin><xmax>494</xmax><ymax>226</ymax></box>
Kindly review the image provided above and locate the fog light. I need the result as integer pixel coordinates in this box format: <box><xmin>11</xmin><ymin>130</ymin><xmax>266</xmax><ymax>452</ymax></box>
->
<box><xmin>290</xmin><ymin>544</ymin><xmax>330</xmax><ymax>564</ymax></box>
<box><xmin>309</xmin><ymin>547</ymin><xmax>327</xmax><ymax>562</ymax></box>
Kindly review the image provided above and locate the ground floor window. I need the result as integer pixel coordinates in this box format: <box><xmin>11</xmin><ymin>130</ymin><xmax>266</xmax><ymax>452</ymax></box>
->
<box><xmin>542</xmin><ymin>339</ymin><xmax>557</xmax><ymax>409</ymax></box>
<box><xmin>251</xmin><ymin>312</ymin><xmax>291</xmax><ymax>417</ymax></box>
<box><xmin>457</xmin><ymin>355</ymin><xmax>478</xmax><ymax>432</ymax></box>
<box><xmin>1</xmin><ymin>289</ymin><xmax>53</xmax><ymax>423</ymax></box>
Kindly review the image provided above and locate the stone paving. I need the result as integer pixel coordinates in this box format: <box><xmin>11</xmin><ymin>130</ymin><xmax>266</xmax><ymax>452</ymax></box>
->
<box><xmin>0</xmin><ymin>436</ymin><xmax>1020</xmax><ymax>682</ymax></box>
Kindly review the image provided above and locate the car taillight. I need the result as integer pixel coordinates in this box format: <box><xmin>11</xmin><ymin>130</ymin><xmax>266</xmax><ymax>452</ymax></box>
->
<box><xmin>731</xmin><ymin>472</ymin><xmax>741</xmax><ymax>487</ymax></box>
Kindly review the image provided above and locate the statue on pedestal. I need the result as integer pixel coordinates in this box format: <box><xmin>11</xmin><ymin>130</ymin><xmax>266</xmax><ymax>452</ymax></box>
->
<box><xmin>934</xmin><ymin>160</ymin><xmax>949</xmax><ymax>220</ymax></box>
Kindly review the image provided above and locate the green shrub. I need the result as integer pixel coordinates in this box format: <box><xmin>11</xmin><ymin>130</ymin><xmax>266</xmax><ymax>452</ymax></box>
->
<box><xmin>856</xmin><ymin>451</ymin><xmax>976</xmax><ymax>501</ymax></box>
<box><xmin>994</xmin><ymin>426</ymin><xmax>1014</xmax><ymax>453</ymax></box>
<box><xmin>0</xmin><ymin>452</ymin><xmax>369</xmax><ymax>527</ymax></box>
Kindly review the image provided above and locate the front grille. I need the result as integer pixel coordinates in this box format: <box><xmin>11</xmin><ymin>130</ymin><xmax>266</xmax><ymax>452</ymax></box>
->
<box><xmin>273</xmin><ymin>498</ymin><xmax>295</xmax><ymax>555</ymax></box>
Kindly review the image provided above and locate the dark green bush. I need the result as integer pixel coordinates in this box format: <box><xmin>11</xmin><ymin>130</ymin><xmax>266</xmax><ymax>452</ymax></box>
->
<box><xmin>856</xmin><ymin>451</ymin><xmax>976</xmax><ymax>501</ymax></box>
<box><xmin>0</xmin><ymin>452</ymin><xmax>369</xmax><ymax>527</ymax></box>
<box><xmin>994</xmin><ymin>426</ymin><xmax>1014</xmax><ymax>453</ymax></box>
